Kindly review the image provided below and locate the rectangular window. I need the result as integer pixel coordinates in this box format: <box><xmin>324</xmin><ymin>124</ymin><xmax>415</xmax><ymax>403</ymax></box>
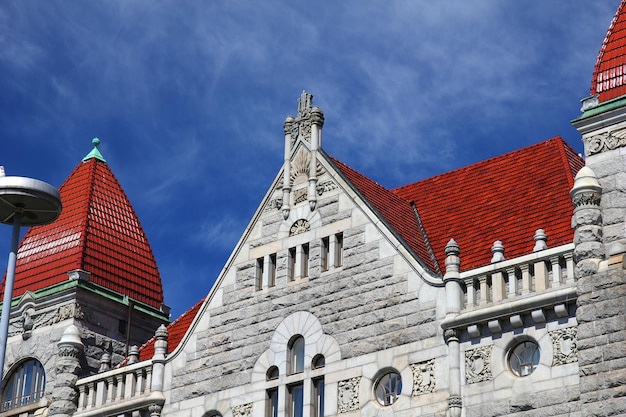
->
<box><xmin>334</xmin><ymin>233</ymin><xmax>343</xmax><ymax>267</ymax></box>
<box><xmin>289</xmin><ymin>247</ymin><xmax>296</xmax><ymax>281</ymax></box>
<box><xmin>288</xmin><ymin>383</ymin><xmax>304</xmax><ymax>417</ymax></box>
<box><xmin>313</xmin><ymin>377</ymin><xmax>325</xmax><ymax>417</ymax></box>
<box><xmin>266</xmin><ymin>388</ymin><xmax>278</xmax><ymax>417</ymax></box>
<box><xmin>256</xmin><ymin>257</ymin><xmax>264</xmax><ymax>290</ymax></box>
<box><xmin>268</xmin><ymin>253</ymin><xmax>276</xmax><ymax>287</ymax></box>
<box><xmin>321</xmin><ymin>237</ymin><xmax>329</xmax><ymax>272</ymax></box>
<box><xmin>302</xmin><ymin>243</ymin><xmax>309</xmax><ymax>278</ymax></box>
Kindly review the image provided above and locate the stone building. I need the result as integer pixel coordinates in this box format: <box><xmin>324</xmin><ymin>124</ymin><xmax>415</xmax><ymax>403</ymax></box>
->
<box><xmin>1</xmin><ymin>2</ymin><xmax>626</xmax><ymax>417</ymax></box>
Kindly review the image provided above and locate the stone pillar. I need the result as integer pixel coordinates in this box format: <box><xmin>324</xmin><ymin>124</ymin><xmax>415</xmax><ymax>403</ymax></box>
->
<box><xmin>308</xmin><ymin>106</ymin><xmax>324</xmax><ymax>211</ymax></box>
<box><xmin>147</xmin><ymin>324</ymin><xmax>168</xmax><ymax>416</ymax></box>
<box><xmin>570</xmin><ymin>166</ymin><xmax>603</xmax><ymax>277</ymax></box>
<box><xmin>48</xmin><ymin>325</ymin><xmax>84</xmax><ymax>417</ymax></box>
<box><xmin>443</xmin><ymin>240</ymin><xmax>462</xmax><ymax>417</ymax></box>
<box><xmin>282</xmin><ymin>116</ymin><xmax>294</xmax><ymax>220</ymax></box>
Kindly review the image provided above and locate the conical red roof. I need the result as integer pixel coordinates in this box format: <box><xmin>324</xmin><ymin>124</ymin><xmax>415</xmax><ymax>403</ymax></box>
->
<box><xmin>2</xmin><ymin>143</ymin><xmax>165</xmax><ymax>309</ymax></box>
<box><xmin>591</xmin><ymin>0</ymin><xmax>626</xmax><ymax>103</ymax></box>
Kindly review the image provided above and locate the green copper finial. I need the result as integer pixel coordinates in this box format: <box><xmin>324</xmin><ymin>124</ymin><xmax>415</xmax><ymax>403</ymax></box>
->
<box><xmin>82</xmin><ymin>137</ymin><xmax>107</xmax><ymax>163</ymax></box>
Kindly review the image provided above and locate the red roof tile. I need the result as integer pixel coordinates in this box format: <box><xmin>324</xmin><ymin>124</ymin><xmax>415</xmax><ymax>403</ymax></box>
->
<box><xmin>591</xmin><ymin>0</ymin><xmax>626</xmax><ymax>103</ymax></box>
<box><xmin>328</xmin><ymin>153</ymin><xmax>439</xmax><ymax>273</ymax></box>
<box><xmin>2</xmin><ymin>154</ymin><xmax>165</xmax><ymax>309</ymax></box>
<box><xmin>392</xmin><ymin>137</ymin><xmax>583</xmax><ymax>272</ymax></box>
<box><xmin>138</xmin><ymin>297</ymin><xmax>204</xmax><ymax>361</ymax></box>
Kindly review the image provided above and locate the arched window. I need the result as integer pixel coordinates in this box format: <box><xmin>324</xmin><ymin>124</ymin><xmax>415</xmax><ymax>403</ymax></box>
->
<box><xmin>2</xmin><ymin>359</ymin><xmax>46</xmax><ymax>411</ymax></box>
<box><xmin>289</xmin><ymin>335</ymin><xmax>305</xmax><ymax>374</ymax></box>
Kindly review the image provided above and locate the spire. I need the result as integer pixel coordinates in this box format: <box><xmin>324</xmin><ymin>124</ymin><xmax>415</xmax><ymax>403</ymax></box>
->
<box><xmin>1</xmin><ymin>139</ymin><xmax>165</xmax><ymax>309</ymax></box>
<box><xmin>82</xmin><ymin>137</ymin><xmax>107</xmax><ymax>163</ymax></box>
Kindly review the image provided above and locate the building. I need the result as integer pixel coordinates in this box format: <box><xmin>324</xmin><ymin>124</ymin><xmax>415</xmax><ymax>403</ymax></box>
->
<box><xmin>1</xmin><ymin>2</ymin><xmax>625</xmax><ymax>417</ymax></box>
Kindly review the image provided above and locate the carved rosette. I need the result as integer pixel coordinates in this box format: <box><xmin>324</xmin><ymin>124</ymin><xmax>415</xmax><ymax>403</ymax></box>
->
<box><xmin>584</xmin><ymin>127</ymin><xmax>626</xmax><ymax>156</ymax></box>
<box><xmin>410</xmin><ymin>359</ymin><xmax>435</xmax><ymax>395</ymax></box>
<box><xmin>465</xmin><ymin>345</ymin><xmax>493</xmax><ymax>384</ymax></box>
<box><xmin>232</xmin><ymin>402</ymin><xmax>252</xmax><ymax>417</ymax></box>
<box><xmin>289</xmin><ymin>219</ymin><xmax>311</xmax><ymax>236</ymax></box>
<box><xmin>550</xmin><ymin>327</ymin><xmax>577</xmax><ymax>366</ymax></box>
<box><xmin>337</xmin><ymin>376</ymin><xmax>360</xmax><ymax>413</ymax></box>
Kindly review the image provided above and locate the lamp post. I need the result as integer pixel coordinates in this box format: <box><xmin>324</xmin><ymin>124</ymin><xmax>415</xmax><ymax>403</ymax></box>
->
<box><xmin>0</xmin><ymin>170</ymin><xmax>62</xmax><ymax>377</ymax></box>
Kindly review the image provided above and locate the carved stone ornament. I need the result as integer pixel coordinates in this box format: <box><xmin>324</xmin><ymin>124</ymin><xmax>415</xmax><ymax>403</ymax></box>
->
<box><xmin>57</xmin><ymin>345</ymin><xmax>81</xmax><ymax>358</ymax></box>
<box><xmin>291</xmin><ymin>148</ymin><xmax>311</xmax><ymax>185</ymax></box>
<box><xmin>448</xmin><ymin>395</ymin><xmax>462</xmax><ymax>408</ymax></box>
<box><xmin>148</xmin><ymin>403</ymin><xmax>163</xmax><ymax>417</ymax></box>
<box><xmin>265</xmin><ymin>197</ymin><xmax>283</xmax><ymax>212</ymax></box>
<box><xmin>550</xmin><ymin>327</ymin><xmax>578</xmax><ymax>366</ymax></box>
<box><xmin>411</xmin><ymin>359</ymin><xmax>436</xmax><ymax>395</ymax></box>
<box><xmin>232</xmin><ymin>402</ymin><xmax>252</xmax><ymax>417</ymax></box>
<box><xmin>444</xmin><ymin>328</ymin><xmax>458</xmax><ymax>344</ymax></box>
<box><xmin>572</xmin><ymin>191</ymin><xmax>602</xmax><ymax>208</ymax></box>
<box><xmin>9</xmin><ymin>302</ymin><xmax>87</xmax><ymax>338</ymax></box>
<box><xmin>293</xmin><ymin>188</ymin><xmax>308</xmax><ymax>205</ymax></box>
<box><xmin>289</xmin><ymin>219</ymin><xmax>310</xmax><ymax>236</ymax></box>
<box><xmin>465</xmin><ymin>345</ymin><xmax>493</xmax><ymax>384</ymax></box>
<box><xmin>316</xmin><ymin>180</ymin><xmax>338</xmax><ymax>196</ymax></box>
<box><xmin>337</xmin><ymin>376</ymin><xmax>360</xmax><ymax>413</ymax></box>
<box><xmin>584</xmin><ymin>127</ymin><xmax>626</xmax><ymax>156</ymax></box>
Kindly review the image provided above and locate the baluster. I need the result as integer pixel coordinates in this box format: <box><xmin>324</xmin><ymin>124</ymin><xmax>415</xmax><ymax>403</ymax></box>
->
<box><xmin>106</xmin><ymin>377</ymin><xmax>115</xmax><ymax>405</ymax></box>
<box><xmin>506</xmin><ymin>267</ymin><xmax>517</xmax><ymax>297</ymax></box>
<box><xmin>551</xmin><ymin>256</ymin><xmax>562</xmax><ymax>286</ymax></box>
<box><xmin>466</xmin><ymin>279</ymin><xmax>476</xmax><ymax>308</ymax></box>
<box><xmin>145</xmin><ymin>366</ymin><xmax>153</xmax><ymax>394</ymax></box>
<box><xmin>479</xmin><ymin>276</ymin><xmax>488</xmax><ymax>305</ymax></box>
<box><xmin>115</xmin><ymin>374</ymin><xmax>125</xmax><ymax>400</ymax></box>
<box><xmin>95</xmin><ymin>378</ymin><xmax>107</xmax><ymax>406</ymax></box>
<box><xmin>521</xmin><ymin>264</ymin><xmax>531</xmax><ymax>295</ymax></box>
<box><xmin>77</xmin><ymin>385</ymin><xmax>87</xmax><ymax>411</ymax></box>
<box><xmin>86</xmin><ymin>382</ymin><xmax>95</xmax><ymax>409</ymax></box>
<box><xmin>564</xmin><ymin>253</ymin><xmax>575</xmax><ymax>283</ymax></box>
<box><xmin>125</xmin><ymin>369</ymin><xmax>136</xmax><ymax>399</ymax></box>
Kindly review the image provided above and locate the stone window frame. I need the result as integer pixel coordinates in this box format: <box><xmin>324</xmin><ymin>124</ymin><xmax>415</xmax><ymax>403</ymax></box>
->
<box><xmin>508</xmin><ymin>340</ymin><xmax>540</xmax><ymax>377</ymax></box>
<box><xmin>373</xmin><ymin>368</ymin><xmax>403</xmax><ymax>407</ymax></box>
<box><xmin>252</xmin><ymin>311</ymin><xmax>341</xmax><ymax>416</ymax></box>
<box><xmin>1</xmin><ymin>357</ymin><xmax>46</xmax><ymax>413</ymax></box>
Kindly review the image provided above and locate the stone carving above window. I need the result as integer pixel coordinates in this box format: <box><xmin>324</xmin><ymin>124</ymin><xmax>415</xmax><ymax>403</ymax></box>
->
<box><xmin>465</xmin><ymin>345</ymin><xmax>493</xmax><ymax>384</ymax></box>
<box><xmin>289</xmin><ymin>219</ymin><xmax>310</xmax><ymax>236</ymax></box>
<box><xmin>316</xmin><ymin>180</ymin><xmax>338</xmax><ymax>196</ymax></box>
<box><xmin>551</xmin><ymin>327</ymin><xmax>578</xmax><ymax>366</ymax></box>
<box><xmin>293</xmin><ymin>188</ymin><xmax>308</xmax><ymax>205</ymax></box>
<box><xmin>338</xmin><ymin>376</ymin><xmax>360</xmax><ymax>413</ymax></box>
<box><xmin>411</xmin><ymin>359</ymin><xmax>436</xmax><ymax>395</ymax></box>
<box><xmin>584</xmin><ymin>127</ymin><xmax>626</xmax><ymax>156</ymax></box>
<box><xmin>232</xmin><ymin>402</ymin><xmax>252</xmax><ymax>417</ymax></box>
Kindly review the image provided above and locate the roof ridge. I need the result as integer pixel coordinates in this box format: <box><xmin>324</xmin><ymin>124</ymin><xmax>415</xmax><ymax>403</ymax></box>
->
<box><xmin>392</xmin><ymin>137</ymin><xmax>566</xmax><ymax>195</ymax></box>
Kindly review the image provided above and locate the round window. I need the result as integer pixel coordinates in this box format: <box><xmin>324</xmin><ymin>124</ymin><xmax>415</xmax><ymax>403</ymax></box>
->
<box><xmin>374</xmin><ymin>370</ymin><xmax>402</xmax><ymax>406</ymax></box>
<box><xmin>509</xmin><ymin>340</ymin><xmax>540</xmax><ymax>376</ymax></box>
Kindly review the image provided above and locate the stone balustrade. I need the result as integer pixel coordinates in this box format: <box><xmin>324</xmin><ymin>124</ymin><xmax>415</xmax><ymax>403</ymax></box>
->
<box><xmin>461</xmin><ymin>244</ymin><xmax>575</xmax><ymax>310</ymax></box>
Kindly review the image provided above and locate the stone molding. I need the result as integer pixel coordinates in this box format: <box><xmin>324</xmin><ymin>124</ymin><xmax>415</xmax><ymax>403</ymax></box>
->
<box><xmin>9</xmin><ymin>302</ymin><xmax>86</xmax><ymax>338</ymax></box>
<box><xmin>550</xmin><ymin>327</ymin><xmax>578</xmax><ymax>366</ymax></box>
<box><xmin>410</xmin><ymin>359</ymin><xmax>436</xmax><ymax>395</ymax></box>
<box><xmin>584</xmin><ymin>127</ymin><xmax>626</xmax><ymax>156</ymax></box>
<box><xmin>465</xmin><ymin>345</ymin><xmax>492</xmax><ymax>384</ymax></box>
<box><xmin>337</xmin><ymin>376</ymin><xmax>360</xmax><ymax>413</ymax></box>
<box><xmin>232</xmin><ymin>402</ymin><xmax>252</xmax><ymax>417</ymax></box>
<box><xmin>572</xmin><ymin>191</ymin><xmax>602</xmax><ymax>207</ymax></box>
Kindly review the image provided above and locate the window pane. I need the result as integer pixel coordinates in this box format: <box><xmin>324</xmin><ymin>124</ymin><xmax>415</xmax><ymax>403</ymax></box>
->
<box><xmin>335</xmin><ymin>233</ymin><xmax>343</xmax><ymax>267</ymax></box>
<box><xmin>291</xmin><ymin>336</ymin><xmax>305</xmax><ymax>374</ymax></box>
<box><xmin>302</xmin><ymin>244</ymin><xmax>309</xmax><ymax>277</ymax></box>
<box><xmin>509</xmin><ymin>341</ymin><xmax>540</xmax><ymax>377</ymax></box>
<box><xmin>375</xmin><ymin>371</ymin><xmax>402</xmax><ymax>406</ymax></box>
<box><xmin>289</xmin><ymin>383</ymin><xmax>303</xmax><ymax>417</ymax></box>
<box><xmin>2</xmin><ymin>359</ymin><xmax>46</xmax><ymax>411</ymax></box>
<box><xmin>313</xmin><ymin>377</ymin><xmax>325</xmax><ymax>417</ymax></box>
<box><xmin>321</xmin><ymin>237</ymin><xmax>329</xmax><ymax>271</ymax></box>
<box><xmin>266</xmin><ymin>388</ymin><xmax>278</xmax><ymax>417</ymax></box>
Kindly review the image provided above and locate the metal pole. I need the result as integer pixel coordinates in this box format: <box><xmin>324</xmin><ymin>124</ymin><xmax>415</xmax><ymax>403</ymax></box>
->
<box><xmin>0</xmin><ymin>212</ymin><xmax>22</xmax><ymax>377</ymax></box>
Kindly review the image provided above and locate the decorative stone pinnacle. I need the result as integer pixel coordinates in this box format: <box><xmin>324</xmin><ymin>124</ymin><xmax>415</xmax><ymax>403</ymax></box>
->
<box><xmin>491</xmin><ymin>241</ymin><xmax>505</xmax><ymax>263</ymax></box>
<box><xmin>297</xmin><ymin>90</ymin><xmax>313</xmax><ymax>117</ymax></box>
<box><xmin>59</xmin><ymin>324</ymin><xmax>83</xmax><ymax>349</ymax></box>
<box><xmin>310</xmin><ymin>106</ymin><xmax>325</xmax><ymax>127</ymax></box>
<box><xmin>570</xmin><ymin>166</ymin><xmax>602</xmax><ymax>206</ymax></box>
<box><xmin>533</xmin><ymin>229</ymin><xmax>548</xmax><ymax>252</ymax></box>
<box><xmin>155</xmin><ymin>324</ymin><xmax>168</xmax><ymax>340</ymax></box>
<box><xmin>445</xmin><ymin>239</ymin><xmax>460</xmax><ymax>256</ymax></box>
<box><xmin>128</xmin><ymin>345</ymin><xmax>140</xmax><ymax>364</ymax></box>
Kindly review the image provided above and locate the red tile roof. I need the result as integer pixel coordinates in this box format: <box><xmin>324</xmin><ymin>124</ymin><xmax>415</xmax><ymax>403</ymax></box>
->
<box><xmin>591</xmin><ymin>0</ymin><xmax>626</xmax><ymax>103</ymax></box>
<box><xmin>2</xmin><ymin>153</ymin><xmax>165</xmax><ymax>309</ymax></box>
<box><xmin>392</xmin><ymin>137</ymin><xmax>583</xmax><ymax>272</ymax></box>
<box><xmin>329</xmin><ymin>154</ymin><xmax>439</xmax><ymax>273</ymax></box>
<box><xmin>138</xmin><ymin>297</ymin><xmax>204</xmax><ymax>361</ymax></box>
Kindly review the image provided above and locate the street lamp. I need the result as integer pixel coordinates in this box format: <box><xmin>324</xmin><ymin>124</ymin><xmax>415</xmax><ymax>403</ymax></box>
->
<box><xmin>0</xmin><ymin>169</ymin><xmax>62</xmax><ymax>376</ymax></box>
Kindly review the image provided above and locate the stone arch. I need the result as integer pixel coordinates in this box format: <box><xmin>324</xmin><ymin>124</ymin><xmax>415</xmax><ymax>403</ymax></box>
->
<box><xmin>251</xmin><ymin>311</ymin><xmax>340</xmax><ymax>382</ymax></box>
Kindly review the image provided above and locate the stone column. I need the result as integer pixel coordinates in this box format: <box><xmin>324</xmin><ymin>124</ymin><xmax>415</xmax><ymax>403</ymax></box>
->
<box><xmin>443</xmin><ymin>239</ymin><xmax>462</xmax><ymax>417</ymax></box>
<box><xmin>148</xmin><ymin>325</ymin><xmax>168</xmax><ymax>416</ymax></box>
<box><xmin>570</xmin><ymin>166</ymin><xmax>603</xmax><ymax>277</ymax></box>
<box><xmin>308</xmin><ymin>106</ymin><xmax>324</xmax><ymax>211</ymax></box>
<box><xmin>282</xmin><ymin>116</ymin><xmax>294</xmax><ymax>220</ymax></box>
<box><xmin>48</xmin><ymin>325</ymin><xmax>84</xmax><ymax>417</ymax></box>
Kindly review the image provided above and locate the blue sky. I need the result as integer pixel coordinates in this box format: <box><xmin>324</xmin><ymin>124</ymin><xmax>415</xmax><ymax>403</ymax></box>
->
<box><xmin>0</xmin><ymin>1</ymin><xmax>620</xmax><ymax>320</ymax></box>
